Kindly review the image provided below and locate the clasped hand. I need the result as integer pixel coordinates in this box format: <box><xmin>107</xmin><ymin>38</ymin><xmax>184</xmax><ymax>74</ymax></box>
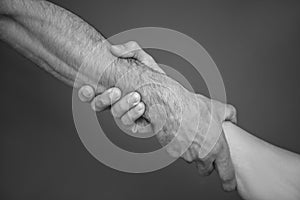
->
<box><xmin>78</xmin><ymin>41</ymin><xmax>237</xmax><ymax>192</ymax></box>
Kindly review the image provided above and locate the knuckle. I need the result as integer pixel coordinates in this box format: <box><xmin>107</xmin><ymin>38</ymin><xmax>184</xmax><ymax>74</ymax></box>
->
<box><xmin>128</xmin><ymin>110</ymin><xmax>137</xmax><ymax>120</ymax></box>
<box><xmin>130</xmin><ymin>104</ymin><xmax>144</xmax><ymax>120</ymax></box>
<box><xmin>111</xmin><ymin>106</ymin><xmax>120</xmax><ymax>118</ymax></box>
<box><xmin>128</xmin><ymin>41</ymin><xmax>139</xmax><ymax>48</ymax></box>
<box><xmin>131</xmin><ymin>109</ymin><xmax>141</xmax><ymax>120</ymax></box>
<box><xmin>135</xmin><ymin>102</ymin><xmax>144</xmax><ymax>112</ymax></box>
<box><xmin>227</xmin><ymin>104</ymin><xmax>237</xmax><ymax>123</ymax></box>
<box><xmin>78</xmin><ymin>92</ymin><xmax>86</xmax><ymax>102</ymax></box>
<box><xmin>189</xmin><ymin>142</ymin><xmax>201</xmax><ymax>160</ymax></box>
<box><xmin>112</xmin><ymin>99</ymin><xmax>128</xmax><ymax>118</ymax></box>
<box><xmin>91</xmin><ymin>97</ymin><xmax>105</xmax><ymax>112</ymax></box>
<box><xmin>120</xmin><ymin>100</ymin><xmax>129</xmax><ymax>112</ymax></box>
<box><xmin>127</xmin><ymin>92</ymin><xmax>140</xmax><ymax>107</ymax></box>
<box><xmin>220</xmin><ymin>166</ymin><xmax>235</xmax><ymax>182</ymax></box>
<box><xmin>198</xmin><ymin>167</ymin><xmax>214</xmax><ymax>176</ymax></box>
<box><xmin>95</xmin><ymin>96</ymin><xmax>106</xmax><ymax>108</ymax></box>
<box><xmin>110</xmin><ymin>88</ymin><xmax>121</xmax><ymax>102</ymax></box>
<box><xmin>128</xmin><ymin>111</ymin><xmax>134</xmax><ymax>121</ymax></box>
<box><xmin>181</xmin><ymin>151</ymin><xmax>193</xmax><ymax>163</ymax></box>
<box><xmin>197</xmin><ymin>161</ymin><xmax>214</xmax><ymax>176</ymax></box>
<box><xmin>121</xmin><ymin>115</ymin><xmax>131</xmax><ymax>125</ymax></box>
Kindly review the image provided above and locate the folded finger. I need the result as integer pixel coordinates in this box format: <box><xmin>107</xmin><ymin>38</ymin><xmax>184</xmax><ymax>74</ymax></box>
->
<box><xmin>225</xmin><ymin>104</ymin><xmax>237</xmax><ymax>123</ymax></box>
<box><xmin>214</xmin><ymin>133</ymin><xmax>237</xmax><ymax>191</ymax></box>
<box><xmin>111</xmin><ymin>92</ymin><xmax>140</xmax><ymax>118</ymax></box>
<box><xmin>121</xmin><ymin>102</ymin><xmax>145</xmax><ymax>126</ymax></box>
<box><xmin>111</xmin><ymin>41</ymin><xmax>141</xmax><ymax>58</ymax></box>
<box><xmin>131</xmin><ymin>118</ymin><xmax>152</xmax><ymax>133</ymax></box>
<box><xmin>196</xmin><ymin>158</ymin><xmax>215</xmax><ymax>176</ymax></box>
<box><xmin>91</xmin><ymin>87</ymin><xmax>121</xmax><ymax>112</ymax></box>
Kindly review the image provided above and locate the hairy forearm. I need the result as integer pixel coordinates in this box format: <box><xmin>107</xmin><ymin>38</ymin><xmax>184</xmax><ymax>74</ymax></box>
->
<box><xmin>0</xmin><ymin>0</ymin><xmax>180</xmax><ymax>101</ymax></box>
<box><xmin>0</xmin><ymin>0</ymin><xmax>201</xmax><ymax>150</ymax></box>
<box><xmin>223</xmin><ymin>122</ymin><xmax>300</xmax><ymax>200</ymax></box>
<box><xmin>0</xmin><ymin>0</ymin><xmax>110</xmax><ymax>87</ymax></box>
<box><xmin>0</xmin><ymin>0</ymin><xmax>176</xmax><ymax>118</ymax></box>
<box><xmin>0</xmin><ymin>1</ymin><xmax>237</xmax><ymax>182</ymax></box>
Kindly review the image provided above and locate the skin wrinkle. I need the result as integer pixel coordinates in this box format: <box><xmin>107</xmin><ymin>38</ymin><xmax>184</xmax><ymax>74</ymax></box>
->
<box><xmin>0</xmin><ymin>0</ymin><xmax>237</xmax><ymax>190</ymax></box>
<box><xmin>5</xmin><ymin>0</ymin><xmax>105</xmax><ymax>82</ymax></box>
<box><xmin>92</xmin><ymin>54</ymin><xmax>225</xmax><ymax>160</ymax></box>
<box><xmin>84</xmin><ymin>53</ymin><xmax>197</xmax><ymax>155</ymax></box>
<box><xmin>0</xmin><ymin>17</ymin><xmax>76</xmax><ymax>86</ymax></box>
<box><xmin>1</xmin><ymin>1</ymin><xmax>231</xmax><ymax>167</ymax></box>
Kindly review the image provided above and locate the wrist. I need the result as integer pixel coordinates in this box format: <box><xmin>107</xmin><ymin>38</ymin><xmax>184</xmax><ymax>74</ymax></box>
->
<box><xmin>77</xmin><ymin>41</ymin><xmax>113</xmax><ymax>90</ymax></box>
<box><xmin>152</xmin><ymin>89</ymin><xmax>201</xmax><ymax>158</ymax></box>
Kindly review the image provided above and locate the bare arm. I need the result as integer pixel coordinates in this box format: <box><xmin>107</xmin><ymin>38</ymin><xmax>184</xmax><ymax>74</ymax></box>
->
<box><xmin>0</xmin><ymin>0</ymin><xmax>237</xmax><ymax>190</ymax></box>
<box><xmin>0</xmin><ymin>0</ymin><xmax>196</xmax><ymax>150</ymax></box>
<box><xmin>223</xmin><ymin>122</ymin><xmax>300</xmax><ymax>200</ymax></box>
<box><xmin>0</xmin><ymin>0</ymin><xmax>112</xmax><ymax>87</ymax></box>
<box><xmin>0</xmin><ymin>0</ymin><xmax>183</xmax><ymax>137</ymax></box>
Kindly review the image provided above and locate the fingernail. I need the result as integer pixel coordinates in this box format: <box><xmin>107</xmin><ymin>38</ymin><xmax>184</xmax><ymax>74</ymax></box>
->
<box><xmin>111</xmin><ymin>45</ymin><xmax>121</xmax><ymax>51</ymax></box>
<box><xmin>131</xmin><ymin>125</ymin><xmax>138</xmax><ymax>133</ymax></box>
<box><xmin>95</xmin><ymin>98</ymin><xmax>105</xmax><ymax>108</ymax></box>
<box><xmin>136</xmin><ymin>103</ymin><xmax>144</xmax><ymax>111</ymax></box>
<box><xmin>82</xmin><ymin>87</ymin><xmax>93</xmax><ymax>98</ymax></box>
<box><xmin>109</xmin><ymin>88</ymin><xmax>121</xmax><ymax>101</ymax></box>
<box><xmin>129</xmin><ymin>92</ymin><xmax>140</xmax><ymax>105</ymax></box>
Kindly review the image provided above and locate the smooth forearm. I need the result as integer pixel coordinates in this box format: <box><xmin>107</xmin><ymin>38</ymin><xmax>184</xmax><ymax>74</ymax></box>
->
<box><xmin>223</xmin><ymin>122</ymin><xmax>300</xmax><ymax>200</ymax></box>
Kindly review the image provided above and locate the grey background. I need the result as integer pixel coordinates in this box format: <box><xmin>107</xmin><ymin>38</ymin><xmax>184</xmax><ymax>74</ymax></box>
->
<box><xmin>1</xmin><ymin>0</ymin><xmax>300</xmax><ymax>199</ymax></box>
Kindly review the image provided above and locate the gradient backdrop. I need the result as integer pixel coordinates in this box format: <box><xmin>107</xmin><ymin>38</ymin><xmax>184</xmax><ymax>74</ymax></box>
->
<box><xmin>1</xmin><ymin>0</ymin><xmax>300</xmax><ymax>199</ymax></box>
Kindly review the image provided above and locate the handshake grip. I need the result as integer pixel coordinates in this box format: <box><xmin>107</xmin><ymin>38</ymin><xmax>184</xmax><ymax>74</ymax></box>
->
<box><xmin>79</xmin><ymin>44</ymin><xmax>237</xmax><ymax>164</ymax></box>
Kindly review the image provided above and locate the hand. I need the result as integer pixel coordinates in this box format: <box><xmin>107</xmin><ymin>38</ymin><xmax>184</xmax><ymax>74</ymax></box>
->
<box><xmin>110</xmin><ymin>41</ymin><xmax>238</xmax><ymax>191</ymax></box>
<box><xmin>110</xmin><ymin>41</ymin><xmax>165</xmax><ymax>74</ymax></box>
<box><xmin>79</xmin><ymin>41</ymin><xmax>237</xmax><ymax>192</ymax></box>
<box><xmin>78</xmin><ymin>41</ymin><xmax>159</xmax><ymax>132</ymax></box>
<box><xmin>192</xmin><ymin>97</ymin><xmax>237</xmax><ymax>192</ymax></box>
<box><xmin>147</xmin><ymin>89</ymin><xmax>237</xmax><ymax>191</ymax></box>
<box><xmin>78</xmin><ymin>85</ymin><xmax>145</xmax><ymax>129</ymax></box>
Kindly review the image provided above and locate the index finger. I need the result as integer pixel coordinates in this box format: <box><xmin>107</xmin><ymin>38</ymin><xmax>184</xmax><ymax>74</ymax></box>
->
<box><xmin>215</xmin><ymin>133</ymin><xmax>237</xmax><ymax>191</ymax></box>
<box><xmin>91</xmin><ymin>87</ymin><xmax>121</xmax><ymax>112</ymax></box>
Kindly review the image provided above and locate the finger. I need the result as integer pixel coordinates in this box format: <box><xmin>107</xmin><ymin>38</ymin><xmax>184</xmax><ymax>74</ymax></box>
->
<box><xmin>214</xmin><ymin>133</ymin><xmax>237</xmax><ymax>192</ymax></box>
<box><xmin>91</xmin><ymin>87</ymin><xmax>121</xmax><ymax>112</ymax></box>
<box><xmin>132</xmin><ymin>124</ymin><xmax>152</xmax><ymax>133</ymax></box>
<box><xmin>111</xmin><ymin>41</ymin><xmax>165</xmax><ymax>74</ymax></box>
<box><xmin>121</xmin><ymin>102</ymin><xmax>145</xmax><ymax>126</ymax></box>
<box><xmin>187</xmin><ymin>143</ymin><xmax>214</xmax><ymax>175</ymax></box>
<box><xmin>78</xmin><ymin>85</ymin><xmax>95</xmax><ymax>102</ymax></box>
<box><xmin>122</xmin><ymin>41</ymin><xmax>157</xmax><ymax>68</ymax></box>
<box><xmin>225</xmin><ymin>104</ymin><xmax>237</xmax><ymax>123</ymax></box>
<box><xmin>131</xmin><ymin>118</ymin><xmax>152</xmax><ymax>133</ymax></box>
<box><xmin>133</xmin><ymin>49</ymin><xmax>164</xmax><ymax>74</ymax></box>
<box><xmin>110</xmin><ymin>41</ymin><xmax>141</xmax><ymax>58</ymax></box>
<box><xmin>111</xmin><ymin>92</ymin><xmax>141</xmax><ymax>118</ymax></box>
<box><xmin>196</xmin><ymin>158</ymin><xmax>215</xmax><ymax>176</ymax></box>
